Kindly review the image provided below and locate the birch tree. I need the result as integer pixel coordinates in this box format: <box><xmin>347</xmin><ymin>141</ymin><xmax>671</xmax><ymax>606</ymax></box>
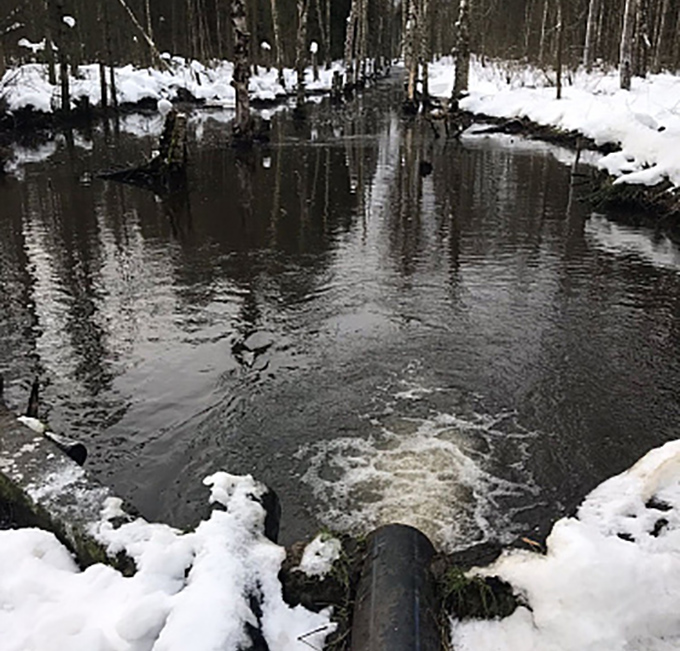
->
<box><xmin>452</xmin><ymin>0</ymin><xmax>470</xmax><ymax>99</ymax></box>
<box><xmin>583</xmin><ymin>0</ymin><xmax>600</xmax><ymax>70</ymax></box>
<box><xmin>403</xmin><ymin>0</ymin><xmax>418</xmax><ymax>107</ymax></box>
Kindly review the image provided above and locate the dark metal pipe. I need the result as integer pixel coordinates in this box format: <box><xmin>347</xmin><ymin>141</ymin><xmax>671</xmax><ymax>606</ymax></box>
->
<box><xmin>350</xmin><ymin>524</ymin><xmax>441</xmax><ymax>651</ymax></box>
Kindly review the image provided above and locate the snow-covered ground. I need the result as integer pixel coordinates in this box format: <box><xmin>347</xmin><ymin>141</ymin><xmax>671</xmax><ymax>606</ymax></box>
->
<box><xmin>4</xmin><ymin>433</ymin><xmax>680</xmax><ymax>650</ymax></box>
<box><xmin>429</xmin><ymin>57</ymin><xmax>680</xmax><ymax>189</ymax></box>
<box><xmin>0</xmin><ymin>470</ymin><xmax>336</xmax><ymax>651</ymax></box>
<box><xmin>450</xmin><ymin>438</ymin><xmax>680</xmax><ymax>651</ymax></box>
<box><xmin>0</xmin><ymin>54</ymin><xmax>341</xmax><ymax>114</ymax></box>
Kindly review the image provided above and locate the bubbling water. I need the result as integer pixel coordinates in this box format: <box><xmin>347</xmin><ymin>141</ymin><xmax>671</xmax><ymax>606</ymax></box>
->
<box><xmin>296</xmin><ymin>384</ymin><xmax>541</xmax><ymax>552</ymax></box>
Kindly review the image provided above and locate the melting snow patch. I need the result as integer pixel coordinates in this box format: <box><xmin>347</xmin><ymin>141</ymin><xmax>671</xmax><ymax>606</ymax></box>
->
<box><xmin>296</xmin><ymin>534</ymin><xmax>342</xmax><ymax>578</ymax></box>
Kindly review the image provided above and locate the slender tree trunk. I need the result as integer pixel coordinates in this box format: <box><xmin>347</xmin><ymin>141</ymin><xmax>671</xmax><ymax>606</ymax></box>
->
<box><xmin>344</xmin><ymin>0</ymin><xmax>358</xmax><ymax>86</ymax></box>
<box><xmin>43</xmin><ymin>0</ymin><xmax>56</xmax><ymax>85</ymax></box>
<box><xmin>673</xmin><ymin>4</ymin><xmax>680</xmax><ymax>68</ymax></box>
<box><xmin>103</xmin><ymin>0</ymin><xmax>118</xmax><ymax>110</ymax></box>
<box><xmin>620</xmin><ymin>0</ymin><xmax>637</xmax><ymax>89</ymax></box>
<box><xmin>144</xmin><ymin>0</ymin><xmax>154</xmax><ymax>66</ymax></box>
<box><xmin>420</xmin><ymin>0</ymin><xmax>431</xmax><ymax>102</ymax></box>
<box><xmin>595</xmin><ymin>0</ymin><xmax>606</xmax><ymax>62</ymax></box>
<box><xmin>231</xmin><ymin>0</ymin><xmax>252</xmax><ymax>139</ymax></box>
<box><xmin>269</xmin><ymin>0</ymin><xmax>284</xmax><ymax>85</ymax></box>
<box><xmin>326</xmin><ymin>0</ymin><xmax>331</xmax><ymax>66</ymax></box>
<box><xmin>115</xmin><ymin>0</ymin><xmax>170</xmax><ymax>70</ymax></box>
<box><xmin>51</xmin><ymin>0</ymin><xmax>70</xmax><ymax>113</ymax></box>
<box><xmin>556</xmin><ymin>0</ymin><xmax>564</xmax><ymax>99</ymax></box>
<box><xmin>358</xmin><ymin>0</ymin><xmax>368</xmax><ymax>80</ymax></box>
<box><xmin>186</xmin><ymin>0</ymin><xmax>198</xmax><ymax>59</ymax></box>
<box><xmin>583</xmin><ymin>0</ymin><xmax>600</xmax><ymax>70</ymax></box>
<box><xmin>633</xmin><ymin>0</ymin><xmax>650</xmax><ymax>77</ymax></box>
<box><xmin>314</xmin><ymin>0</ymin><xmax>330</xmax><ymax>67</ymax></box>
<box><xmin>453</xmin><ymin>0</ymin><xmax>470</xmax><ymax>99</ymax></box>
<box><xmin>539</xmin><ymin>0</ymin><xmax>550</xmax><ymax>64</ymax></box>
<box><xmin>404</xmin><ymin>0</ymin><xmax>418</xmax><ymax>105</ymax></box>
<box><xmin>295</xmin><ymin>0</ymin><xmax>310</xmax><ymax>107</ymax></box>
<box><xmin>214</xmin><ymin>0</ymin><xmax>224</xmax><ymax>57</ymax></box>
<box><xmin>523</xmin><ymin>0</ymin><xmax>534</xmax><ymax>59</ymax></box>
<box><xmin>651</xmin><ymin>0</ymin><xmax>669</xmax><ymax>71</ymax></box>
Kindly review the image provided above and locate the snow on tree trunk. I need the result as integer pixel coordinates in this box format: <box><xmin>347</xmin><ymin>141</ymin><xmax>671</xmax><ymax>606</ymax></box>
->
<box><xmin>620</xmin><ymin>0</ymin><xmax>637</xmax><ymax>90</ymax></box>
<box><xmin>453</xmin><ymin>0</ymin><xmax>470</xmax><ymax>99</ymax></box>
<box><xmin>231</xmin><ymin>0</ymin><xmax>252</xmax><ymax>140</ymax></box>
<box><xmin>583</xmin><ymin>0</ymin><xmax>600</xmax><ymax>70</ymax></box>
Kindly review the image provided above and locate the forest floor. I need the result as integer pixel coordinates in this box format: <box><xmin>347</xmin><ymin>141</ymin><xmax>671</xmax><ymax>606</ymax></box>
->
<box><xmin>429</xmin><ymin>57</ymin><xmax>680</xmax><ymax>235</ymax></box>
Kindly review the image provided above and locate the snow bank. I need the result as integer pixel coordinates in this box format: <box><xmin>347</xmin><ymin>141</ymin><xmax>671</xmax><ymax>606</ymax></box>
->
<box><xmin>0</xmin><ymin>56</ymin><xmax>343</xmax><ymax>113</ymax></box>
<box><xmin>450</xmin><ymin>439</ymin><xmax>680</xmax><ymax>651</ymax></box>
<box><xmin>0</xmin><ymin>471</ymin><xmax>334</xmax><ymax>651</ymax></box>
<box><xmin>429</xmin><ymin>57</ymin><xmax>680</xmax><ymax>188</ymax></box>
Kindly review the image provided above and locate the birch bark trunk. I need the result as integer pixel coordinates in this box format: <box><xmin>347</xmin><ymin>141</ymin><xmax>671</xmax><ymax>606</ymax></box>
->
<box><xmin>453</xmin><ymin>0</ymin><xmax>470</xmax><ymax>99</ymax></box>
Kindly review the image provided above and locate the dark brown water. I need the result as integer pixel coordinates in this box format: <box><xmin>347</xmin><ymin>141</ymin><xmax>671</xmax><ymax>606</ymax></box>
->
<box><xmin>2</xmin><ymin>80</ymin><xmax>680</xmax><ymax>550</ymax></box>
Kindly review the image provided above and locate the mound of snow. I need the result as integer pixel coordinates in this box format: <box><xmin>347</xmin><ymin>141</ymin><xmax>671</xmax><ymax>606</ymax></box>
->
<box><xmin>450</xmin><ymin>439</ymin><xmax>680</xmax><ymax>651</ymax></box>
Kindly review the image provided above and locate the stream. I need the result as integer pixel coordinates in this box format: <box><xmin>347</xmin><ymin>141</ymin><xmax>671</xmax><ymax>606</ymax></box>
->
<box><xmin>2</xmin><ymin>78</ymin><xmax>680</xmax><ymax>551</ymax></box>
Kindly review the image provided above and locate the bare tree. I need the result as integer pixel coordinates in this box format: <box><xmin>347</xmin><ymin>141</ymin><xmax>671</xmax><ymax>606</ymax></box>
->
<box><xmin>269</xmin><ymin>0</ymin><xmax>284</xmax><ymax>85</ymax></box>
<box><xmin>633</xmin><ymin>0</ymin><xmax>650</xmax><ymax>77</ymax></box>
<box><xmin>583</xmin><ymin>0</ymin><xmax>600</xmax><ymax>70</ymax></box>
<box><xmin>556</xmin><ymin>0</ymin><xmax>564</xmax><ymax>99</ymax></box>
<box><xmin>231</xmin><ymin>0</ymin><xmax>252</xmax><ymax>139</ymax></box>
<box><xmin>403</xmin><ymin>0</ymin><xmax>418</xmax><ymax>107</ymax></box>
<box><xmin>419</xmin><ymin>0</ymin><xmax>431</xmax><ymax>103</ymax></box>
<box><xmin>453</xmin><ymin>0</ymin><xmax>470</xmax><ymax>99</ymax></box>
<box><xmin>620</xmin><ymin>0</ymin><xmax>637</xmax><ymax>89</ymax></box>
<box><xmin>295</xmin><ymin>0</ymin><xmax>310</xmax><ymax>108</ymax></box>
<box><xmin>652</xmin><ymin>0</ymin><xmax>670</xmax><ymax>72</ymax></box>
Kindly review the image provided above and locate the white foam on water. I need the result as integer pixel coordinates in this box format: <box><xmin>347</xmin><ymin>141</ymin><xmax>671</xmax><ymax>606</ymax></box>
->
<box><xmin>297</xmin><ymin>386</ymin><xmax>539</xmax><ymax>552</ymax></box>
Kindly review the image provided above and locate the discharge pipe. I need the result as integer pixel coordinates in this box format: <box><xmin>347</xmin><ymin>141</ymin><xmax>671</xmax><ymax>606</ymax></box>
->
<box><xmin>350</xmin><ymin>523</ymin><xmax>441</xmax><ymax>651</ymax></box>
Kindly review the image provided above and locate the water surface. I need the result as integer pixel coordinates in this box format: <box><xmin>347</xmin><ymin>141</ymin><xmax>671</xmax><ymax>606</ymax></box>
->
<box><xmin>2</xmin><ymin>82</ymin><xmax>680</xmax><ymax>550</ymax></box>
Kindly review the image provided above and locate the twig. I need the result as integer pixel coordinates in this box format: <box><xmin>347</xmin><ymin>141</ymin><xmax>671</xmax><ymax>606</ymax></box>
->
<box><xmin>297</xmin><ymin>624</ymin><xmax>332</xmax><ymax>650</ymax></box>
